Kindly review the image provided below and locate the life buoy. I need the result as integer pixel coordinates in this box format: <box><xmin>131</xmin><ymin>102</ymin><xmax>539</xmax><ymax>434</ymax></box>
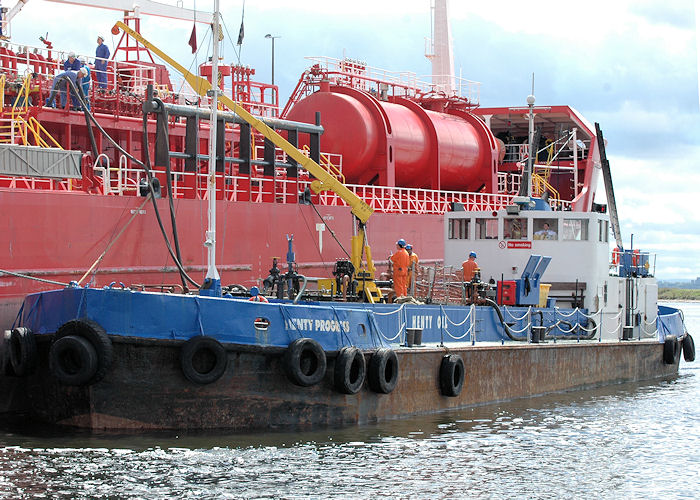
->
<box><xmin>682</xmin><ymin>333</ymin><xmax>695</xmax><ymax>362</ymax></box>
<box><xmin>632</xmin><ymin>249</ymin><xmax>640</xmax><ymax>267</ymax></box>
<box><xmin>611</xmin><ymin>248</ymin><xmax>621</xmax><ymax>266</ymax></box>
<box><xmin>49</xmin><ymin>335</ymin><xmax>98</xmax><ymax>386</ymax></box>
<box><xmin>439</xmin><ymin>354</ymin><xmax>466</xmax><ymax>397</ymax></box>
<box><xmin>284</xmin><ymin>338</ymin><xmax>327</xmax><ymax>387</ymax></box>
<box><xmin>333</xmin><ymin>346</ymin><xmax>366</xmax><ymax>394</ymax></box>
<box><xmin>663</xmin><ymin>335</ymin><xmax>680</xmax><ymax>365</ymax></box>
<box><xmin>51</xmin><ymin>319</ymin><xmax>113</xmax><ymax>385</ymax></box>
<box><xmin>249</xmin><ymin>295</ymin><xmax>269</xmax><ymax>302</ymax></box>
<box><xmin>9</xmin><ymin>327</ymin><xmax>37</xmax><ymax>377</ymax></box>
<box><xmin>368</xmin><ymin>348</ymin><xmax>399</xmax><ymax>394</ymax></box>
<box><xmin>180</xmin><ymin>336</ymin><xmax>228</xmax><ymax>385</ymax></box>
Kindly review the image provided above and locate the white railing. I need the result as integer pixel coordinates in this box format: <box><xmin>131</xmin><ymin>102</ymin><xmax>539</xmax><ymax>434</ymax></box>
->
<box><xmin>305</xmin><ymin>56</ymin><xmax>480</xmax><ymax>103</ymax></box>
<box><xmin>91</xmin><ymin>159</ymin><xmax>574</xmax><ymax>214</ymax></box>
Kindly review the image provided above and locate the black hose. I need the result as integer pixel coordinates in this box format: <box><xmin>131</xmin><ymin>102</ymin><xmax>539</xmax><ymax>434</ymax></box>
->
<box><xmin>141</xmin><ymin>111</ymin><xmax>200</xmax><ymax>289</ymax></box>
<box><xmin>483</xmin><ymin>298</ymin><xmax>527</xmax><ymax>341</ymax></box>
<box><xmin>151</xmin><ymin>99</ymin><xmax>189</xmax><ymax>292</ymax></box>
<box><xmin>64</xmin><ymin>78</ymin><xmax>200</xmax><ymax>289</ymax></box>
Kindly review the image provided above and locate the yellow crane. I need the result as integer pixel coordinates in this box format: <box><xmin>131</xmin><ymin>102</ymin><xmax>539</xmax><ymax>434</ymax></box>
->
<box><xmin>111</xmin><ymin>21</ymin><xmax>382</xmax><ymax>303</ymax></box>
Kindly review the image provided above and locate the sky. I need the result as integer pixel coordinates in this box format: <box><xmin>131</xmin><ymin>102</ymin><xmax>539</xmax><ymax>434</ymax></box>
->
<box><xmin>5</xmin><ymin>0</ymin><xmax>700</xmax><ymax>279</ymax></box>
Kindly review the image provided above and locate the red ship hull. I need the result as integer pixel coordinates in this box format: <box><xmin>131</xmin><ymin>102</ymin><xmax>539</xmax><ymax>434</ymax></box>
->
<box><xmin>0</xmin><ymin>188</ymin><xmax>445</xmax><ymax>329</ymax></box>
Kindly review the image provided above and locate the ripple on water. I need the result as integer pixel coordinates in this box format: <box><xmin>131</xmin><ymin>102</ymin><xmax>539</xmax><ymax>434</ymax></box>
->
<box><xmin>1</xmin><ymin>306</ymin><xmax>700</xmax><ymax>498</ymax></box>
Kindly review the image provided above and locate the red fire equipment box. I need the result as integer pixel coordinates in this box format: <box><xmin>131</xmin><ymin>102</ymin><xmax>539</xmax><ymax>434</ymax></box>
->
<box><xmin>497</xmin><ymin>280</ymin><xmax>516</xmax><ymax>306</ymax></box>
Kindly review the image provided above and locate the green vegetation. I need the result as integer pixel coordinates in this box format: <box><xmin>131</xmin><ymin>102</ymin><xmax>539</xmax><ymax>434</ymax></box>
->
<box><xmin>658</xmin><ymin>288</ymin><xmax>700</xmax><ymax>300</ymax></box>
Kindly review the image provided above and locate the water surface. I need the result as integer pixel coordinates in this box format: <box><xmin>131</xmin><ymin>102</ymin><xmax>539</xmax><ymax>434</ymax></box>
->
<box><xmin>1</xmin><ymin>301</ymin><xmax>698</xmax><ymax>498</ymax></box>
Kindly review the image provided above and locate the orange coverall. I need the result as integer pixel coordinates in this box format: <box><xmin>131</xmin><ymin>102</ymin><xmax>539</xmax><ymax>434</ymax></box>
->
<box><xmin>391</xmin><ymin>248</ymin><xmax>411</xmax><ymax>296</ymax></box>
<box><xmin>408</xmin><ymin>252</ymin><xmax>419</xmax><ymax>290</ymax></box>
<box><xmin>462</xmin><ymin>259</ymin><xmax>479</xmax><ymax>282</ymax></box>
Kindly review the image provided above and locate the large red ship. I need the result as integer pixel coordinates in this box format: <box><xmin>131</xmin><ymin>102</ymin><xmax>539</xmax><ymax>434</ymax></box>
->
<box><xmin>0</xmin><ymin>1</ymin><xmax>601</xmax><ymax>330</ymax></box>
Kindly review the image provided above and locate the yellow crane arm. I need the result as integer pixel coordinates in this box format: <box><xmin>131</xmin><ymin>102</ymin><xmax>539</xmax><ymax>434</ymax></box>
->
<box><xmin>111</xmin><ymin>21</ymin><xmax>373</xmax><ymax>224</ymax></box>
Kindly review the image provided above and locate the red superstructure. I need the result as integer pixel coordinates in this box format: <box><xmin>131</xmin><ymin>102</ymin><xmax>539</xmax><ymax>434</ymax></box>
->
<box><xmin>0</xmin><ymin>31</ymin><xmax>601</xmax><ymax>330</ymax></box>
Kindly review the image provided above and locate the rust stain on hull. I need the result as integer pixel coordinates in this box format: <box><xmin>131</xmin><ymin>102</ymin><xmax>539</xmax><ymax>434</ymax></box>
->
<box><xmin>0</xmin><ymin>339</ymin><xmax>680</xmax><ymax>431</ymax></box>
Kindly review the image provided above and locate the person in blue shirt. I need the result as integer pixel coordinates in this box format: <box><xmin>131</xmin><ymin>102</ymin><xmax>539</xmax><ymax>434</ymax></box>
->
<box><xmin>45</xmin><ymin>66</ymin><xmax>89</xmax><ymax>110</ymax></box>
<box><xmin>63</xmin><ymin>52</ymin><xmax>81</xmax><ymax>71</ymax></box>
<box><xmin>77</xmin><ymin>64</ymin><xmax>90</xmax><ymax>110</ymax></box>
<box><xmin>95</xmin><ymin>35</ymin><xmax>110</xmax><ymax>89</ymax></box>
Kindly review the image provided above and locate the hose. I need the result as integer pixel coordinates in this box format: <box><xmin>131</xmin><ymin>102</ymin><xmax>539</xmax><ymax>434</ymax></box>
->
<box><xmin>63</xmin><ymin>77</ymin><xmax>200</xmax><ymax>289</ymax></box>
<box><xmin>483</xmin><ymin>298</ymin><xmax>527</xmax><ymax>341</ymax></box>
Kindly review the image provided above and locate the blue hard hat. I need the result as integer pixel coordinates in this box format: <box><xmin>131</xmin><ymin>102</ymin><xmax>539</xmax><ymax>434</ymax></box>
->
<box><xmin>405</xmin><ymin>244</ymin><xmax>412</xmax><ymax>250</ymax></box>
<box><xmin>469</xmin><ymin>251</ymin><xmax>477</xmax><ymax>258</ymax></box>
<box><xmin>250</xmin><ymin>286</ymin><xmax>260</xmax><ymax>296</ymax></box>
<box><xmin>397</xmin><ymin>239</ymin><xmax>406</xmax><ymax>247</ymax></box>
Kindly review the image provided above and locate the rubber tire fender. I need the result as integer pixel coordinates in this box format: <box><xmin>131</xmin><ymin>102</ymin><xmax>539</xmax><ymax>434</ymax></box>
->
<box><xmin>49</xmin><ymin>335</ymin><xmax>98</xmax><ymax>386</ymax></box>
<box><xmin>54</xmin><ymin>319</ymin><xmax>113</xmax><ymax>385</ymax></box>
<box><xmin>663</xmin><ymin>335</ymin><xmax>679</xmax><ymax>365</ymax></box>
<box><xmin>9</xmin><ymin>327</ymin><xmax>38</xmax><ymax>377</ymax></box>
<box><xmin>180</xmin><ymin>336</ymin><xmax>228</xmax><ymax>385</ymax></box>
<box><xmin>440</xmin><ymin>354</ymin><xmax>465</xmax><ymax>397</ymax></box>
<box><xmin>368</xmin><ymin>348</ymin><xmax>399</xmax><ymax>394</ymax></box>
<box><xmin>284</xmin><ymin>338</ymin><xmax>327</xmax><ymax>387</ymax></box>
<box><xmin>334</xmin><ymin>346</ymin><xmax>366</xmax><ymax>394</ymax></box>
<box><xmin>682</xmin><ymin>333</ymin><xmax>695</xmax><ymax>362</ymax></box>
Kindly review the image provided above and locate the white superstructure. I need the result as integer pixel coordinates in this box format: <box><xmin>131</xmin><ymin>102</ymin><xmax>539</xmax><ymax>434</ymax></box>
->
<box><xmin>445</xmin><ymin>209</ymin><xmax>659</xmax><ymax>340</ymax></box>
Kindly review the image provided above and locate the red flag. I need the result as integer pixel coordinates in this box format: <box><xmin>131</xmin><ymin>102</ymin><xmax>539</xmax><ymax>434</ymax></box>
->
<box><xmin>188</xmin><ymin>24</ymin><xmax>197</xmax><ymax>54</ymax></box>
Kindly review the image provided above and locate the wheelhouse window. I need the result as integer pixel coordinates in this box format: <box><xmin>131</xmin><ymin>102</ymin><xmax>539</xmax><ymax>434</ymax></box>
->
<box><xmin>448</xmin><ymin>218</ymin><xmax>470</xmax><ymax>239</ymax></box>
<box><xmin>562</xmin><ymin>219</ymin><xmax>589</xmax><ymax>241</ymax></box>
<box><xmin>533</xmin><ymin>219</ymin><xmax>558</xmax><ymax>240</ymax></box>
<box><xmin>476</xmin><ymin>218</ymin><xmax>498</xmax><ymax>239</ymax></box>
<box><xmin>598</xmin><ymin>219</ymin><xmax>609</xmax><ymax>243</ymax></box>
<box><xmin>504</xmin><ymin>217</ymin><xmax>528</xmax><ymax>240</ymax></box>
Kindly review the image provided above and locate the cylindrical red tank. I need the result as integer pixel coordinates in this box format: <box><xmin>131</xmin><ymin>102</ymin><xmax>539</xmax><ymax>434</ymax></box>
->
<box><xmin>286</xmin><ymin>86</ymin><xmax>497</xmax><ymax>191</ymax></box>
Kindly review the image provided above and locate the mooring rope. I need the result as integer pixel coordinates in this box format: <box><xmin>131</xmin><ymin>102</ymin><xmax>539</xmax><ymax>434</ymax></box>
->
<box><xmin>0</xmin><ymin>269</ymin><xmax>68</xmax><ymax>287</ymax></box>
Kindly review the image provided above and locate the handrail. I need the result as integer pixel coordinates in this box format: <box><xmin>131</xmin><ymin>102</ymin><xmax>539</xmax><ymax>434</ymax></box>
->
<box><xmin>26</xmin><ymin>117</ymin><xmax>63</xmax><ymax>149</ymax></box>
<box><xmin>302</xmin><ymin>144</ymin><xmax>345</xmax><ymax>183</ymax></box>
<box><xmin>112</xmin><ymin>20</ymin><xmax>374</xmax><ymax>224</ymax></box>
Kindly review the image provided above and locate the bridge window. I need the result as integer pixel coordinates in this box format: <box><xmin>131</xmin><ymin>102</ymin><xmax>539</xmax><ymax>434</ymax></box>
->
<box><xmin>476</xmin><ymin>218</ymin><xmax>498</xmax><ymax>239</ymax></box>
<box><xmin>533</xmin><ymin>219</ymin><xmax>558</xmax><ymax>240</ymax></box>
<box><xmin>598</xmin><ymin>220</ymin><xmax>609</xmax><ymax>243</ymax></box>
<box><xmin>563</xmin><ymin>219</ymin><xmax>589</xmax><ymax>241</ymax></box>
<box><xmin>504</xmin><ymin>217</ymin><xmax>528</xmax><ymax>240</ymax></box>
<box><xmin>448</xmin><ymin>218</ymin><xmax>470</xmax><ymax>239</ymax></box>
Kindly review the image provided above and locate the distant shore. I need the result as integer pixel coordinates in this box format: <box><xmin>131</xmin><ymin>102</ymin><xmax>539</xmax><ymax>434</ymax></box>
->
<box><xmin>658</xmin><ymin>288</ymin><xmax>700</xmax><ymax>301</ymax></box>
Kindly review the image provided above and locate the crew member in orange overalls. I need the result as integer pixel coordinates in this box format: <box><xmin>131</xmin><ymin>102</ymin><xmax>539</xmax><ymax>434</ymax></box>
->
<box><xmin>406</xmin><ymin>244</ymin><xmax>419</xmax><ymax>294</ymax></box>
<box><xmin>390</xmin><ymin>239</ymin><xmax>410</xmax><ymax>297</ymax></box>
<box><xmin>462</xmin><ymin>251</ymin><xmax>479</xmax><ymax>300</ymax></box>
<box><xmin>462</xmin><ymin>251</ymin><xmax>479</xmax><ymax>281</ymax></box>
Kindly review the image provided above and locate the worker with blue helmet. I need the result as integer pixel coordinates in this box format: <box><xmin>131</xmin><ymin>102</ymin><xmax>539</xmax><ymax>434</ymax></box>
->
<box><xmin>463</xmin><ymin>251</ymin><xmax>479</xmax><ymax>281</ymax></box>
<box><xmin>406</xmin><ymin>244</ymin><xmax>419</xmax><ymax>292</ymax></box>
<box><xmin>390</xmin><ymin>238</ymin><xmax>410</xmax><ymax>296</ymax></box>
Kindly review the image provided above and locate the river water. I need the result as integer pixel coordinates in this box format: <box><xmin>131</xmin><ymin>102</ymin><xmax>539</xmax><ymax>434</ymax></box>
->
<box><xmin>1</xmin><ymin>302</ymin><xmax>698</xmax><ymax>499</ymax></box>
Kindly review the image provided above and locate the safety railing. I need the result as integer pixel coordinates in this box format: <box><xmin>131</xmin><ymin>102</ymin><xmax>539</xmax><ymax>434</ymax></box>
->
<box><xmin>88</xmin><ymin>161</ymin><xmax>535</xmax><ymax>214</ymax></box>
<box><xmin>304</xmin><ymin>56</ymin><xmax>481</xmax><ymax>104</ymax></box>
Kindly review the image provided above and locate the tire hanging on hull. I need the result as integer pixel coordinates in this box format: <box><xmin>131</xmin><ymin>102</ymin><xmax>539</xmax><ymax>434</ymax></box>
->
<box><xmin>50</xmin><ymin>319</ymin><xmax>113</xmax><ymax>385</ymax></box>
<box><xmin>180</xmin><ymin>336</ymin><xmax>228</xmax><ymax>385</ymax></box>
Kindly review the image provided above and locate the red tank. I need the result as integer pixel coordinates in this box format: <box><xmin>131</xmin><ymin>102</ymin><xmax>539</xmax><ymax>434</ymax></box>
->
<box><xmin>286</xmin><ymin>85</ymin><xmax>498</xmax><ymax>191</ymax></box>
